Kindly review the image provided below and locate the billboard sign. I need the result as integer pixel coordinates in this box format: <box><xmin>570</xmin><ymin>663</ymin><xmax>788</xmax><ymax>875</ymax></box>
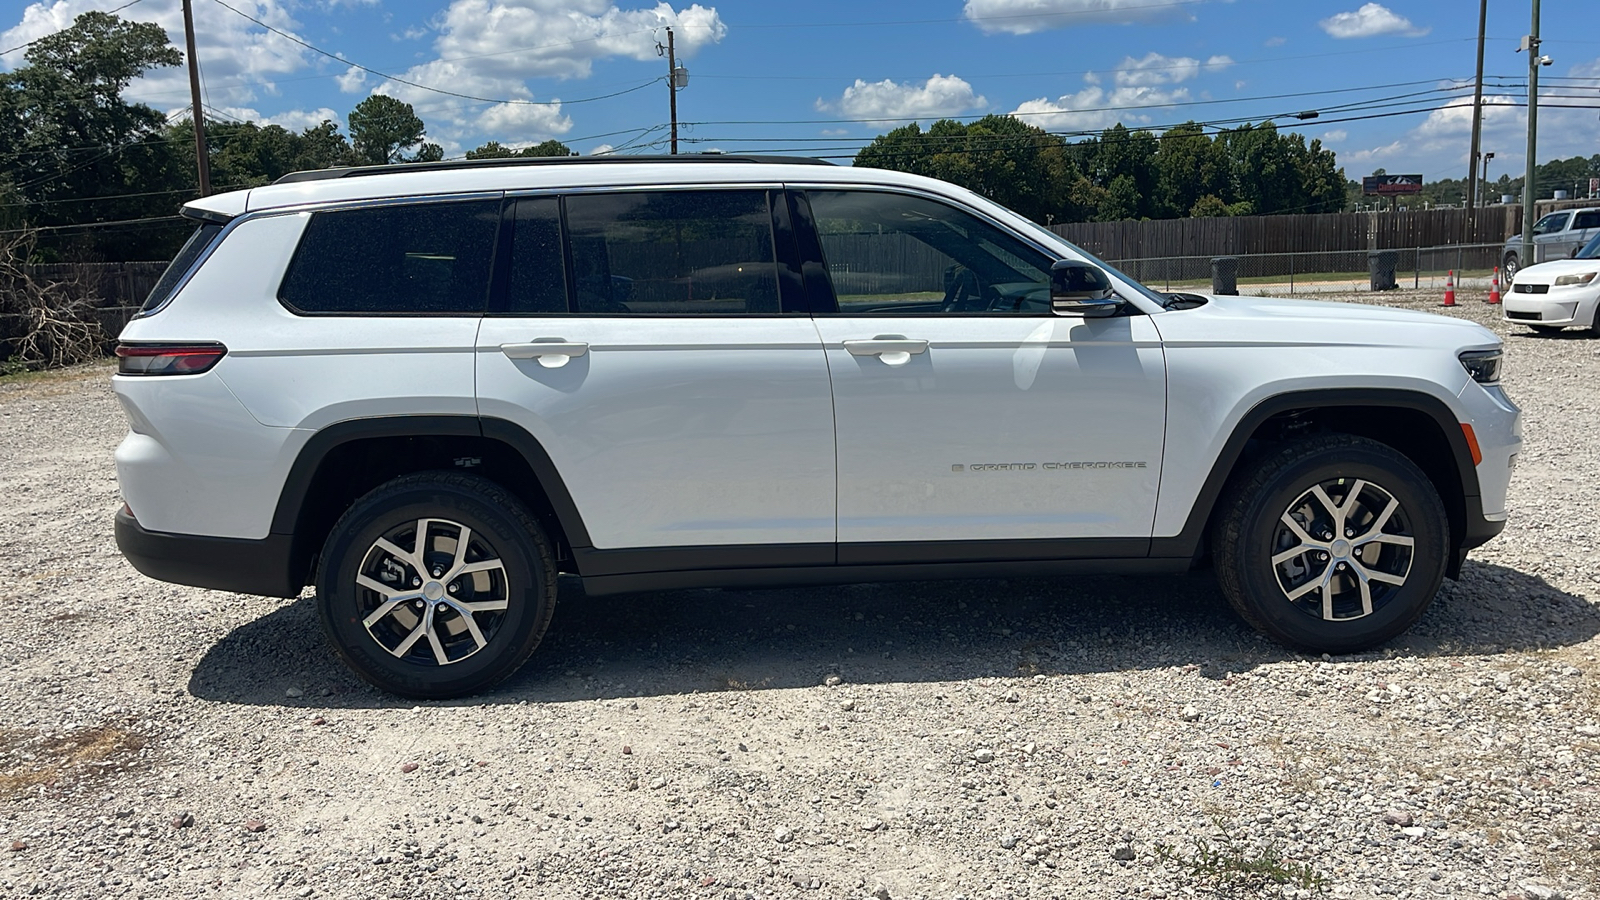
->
<box><xmin>1362</xmin><ymin>174</ymin><xmax>1424</xmax><ymax>196</ymax></box>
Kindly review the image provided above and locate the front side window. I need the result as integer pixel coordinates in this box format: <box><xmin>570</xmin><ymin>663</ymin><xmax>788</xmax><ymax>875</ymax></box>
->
<box><xmin>279</xmin><ymin>200</ymin><xmax>500</xmax><ymax>315</ymax></box>
<box><xmin>805</xmin><ymin>190</ymin><xmax>1053</xmax><ymax>314</ymax></box>
<box><xmin>564</xmin><ymin>190</ymin><xmax>779</xmax><ymax>315</ymax></box>
<box><xmin>1533</xmin><ymin>212</ymin><xmax>1570</xmax><ymax>236</ymax></box>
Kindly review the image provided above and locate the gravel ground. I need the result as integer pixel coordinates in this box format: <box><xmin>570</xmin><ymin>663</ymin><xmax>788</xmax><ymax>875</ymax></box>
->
<box><xmin>0</xmin><ymin>289</ymin><xmax>1595</xmax><ymax>900</ymax></box>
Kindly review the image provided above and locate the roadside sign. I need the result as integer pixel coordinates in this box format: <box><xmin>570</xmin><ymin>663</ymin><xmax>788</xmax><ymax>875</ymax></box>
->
<box><xmin>1362</xmin><ymin>174</ymin><xmax>1424</xmax><ymax>196</ymax></box>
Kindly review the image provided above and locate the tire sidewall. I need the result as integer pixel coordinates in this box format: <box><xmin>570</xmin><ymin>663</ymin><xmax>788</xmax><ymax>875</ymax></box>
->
<box><xmin>1232</xmin><ymin>446</ymin><xmax>1448</xmax><ymax>653</ymax></box>
<box><xmin>317</xmin><ymin>480</ymin><xmax>548</xmax><ymax>698</ymax></box>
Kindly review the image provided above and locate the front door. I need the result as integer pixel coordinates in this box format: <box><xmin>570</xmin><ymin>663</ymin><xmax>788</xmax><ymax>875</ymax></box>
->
<box><xmin>475</xmin><ymin>189</ymin><xmax>835</xmax><ymax>558</ymax></box>
<box><xmin>795</xmin><ymin>189</ymin><xmax>1167</xmax><ymax>559</ymax></box>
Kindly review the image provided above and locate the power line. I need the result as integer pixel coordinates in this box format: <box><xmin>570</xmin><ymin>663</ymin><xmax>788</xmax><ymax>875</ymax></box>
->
<box><xmin>0</xmin><ymin>214</ymin><xmax>183</xmax><ymax>236</ymax></box>
<box><xmin>207</xmin><ymin>0</ymin><xmax>662</xmax><ymax>108</ymax></box>
<box><xmin>0</xmin><ymin>0</ymin><xmax>145</xmax><ymax>57</ymax></box>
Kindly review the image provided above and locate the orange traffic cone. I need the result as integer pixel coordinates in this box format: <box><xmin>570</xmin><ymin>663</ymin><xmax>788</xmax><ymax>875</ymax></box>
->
<box><xmin>1487</xmin><ymin>266</ymin><xmax>1502</xmax><ymax>305</ymax></box>
<box><xmin>1442</xmin><ymin>270</ymin><xmax>1456</xmax><ymax>307</ymax></box>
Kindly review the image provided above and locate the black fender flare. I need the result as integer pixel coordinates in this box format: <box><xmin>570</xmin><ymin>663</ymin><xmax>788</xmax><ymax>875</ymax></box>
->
<box><xmin>271</xmin><ymin>415</ymin><xmax>594</xmax><ymax>579</ymax></box>
<box><xmin>1150</xmin><ymin>388</ymin><xmax>1483</xmax><ymax>561</ymax></box>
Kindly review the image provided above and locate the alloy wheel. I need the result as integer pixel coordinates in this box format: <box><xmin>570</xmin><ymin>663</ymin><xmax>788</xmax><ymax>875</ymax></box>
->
<box><xmin>1271</xmin><ymin>478</ymin><xmax>1415</xmax><ymax>622</ymax></box>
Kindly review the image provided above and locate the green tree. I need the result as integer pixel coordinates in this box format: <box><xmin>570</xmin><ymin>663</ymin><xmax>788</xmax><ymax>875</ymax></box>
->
<box><xmin>466</xmin><ymin>138</ymin><xmax>573</xmax><ymax>160</ymax></box>
<box><xmin>0</xmin><ymin>11</ymin><xmax>185</xmax><ymax>257</ymax></box>
<box><xmin>347</xmin><ymin>95</ymin><xmax>427</xmax><ymax>164</ymax></box>
<box><xmin>1153</xmin><ymin>122</ymin><xmax>1225</xmax><ymax>219</ymax></box>
<box><xmin>1098</xmin><ymin>174</ymin><xmax>1141</xmax><ymax>221</ymax></box>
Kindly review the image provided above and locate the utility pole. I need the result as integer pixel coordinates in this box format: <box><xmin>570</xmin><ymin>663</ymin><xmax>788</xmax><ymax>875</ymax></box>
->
<box><xmin>1465</xmin><ymin>0</ymin><xmax>1488</xmax><ymax>240</ymax></box>
<box><xmin>1520</xmin><ymin>0</ymin><xmax>1544</xmax><ymax>264</ymax></box>
<box><xmin>181</xmin><ymin>0</ymin><xmax>211</xmax><ymax>196</ymax></box>
<box><xmin>665</xmin><ymin>27</ymin><xmax>678</xmax><ymax>155</ymax></box>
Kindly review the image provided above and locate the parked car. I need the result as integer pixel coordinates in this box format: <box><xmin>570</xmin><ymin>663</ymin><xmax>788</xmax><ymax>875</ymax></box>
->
<box><xmin>1503</xmin><ymin>231</ymin><xmax>1600</xmax><ymax>334</ymax></box>
<box><xmin>1502</xmin><ymin>207</ymin><xmax>1600</xmax><ymax>278</ymax></box>
<box><xmin>112</xmin><ymin>156</ymin><xmax>1520</xmax><ymax>698</ymax></box>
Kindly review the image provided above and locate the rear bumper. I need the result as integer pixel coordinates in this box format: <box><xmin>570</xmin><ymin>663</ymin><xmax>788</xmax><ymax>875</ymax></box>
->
<box><xmin>115</xmin><ymin>507</ymin><xmax>302</xmax><ymax>598</ymax></box>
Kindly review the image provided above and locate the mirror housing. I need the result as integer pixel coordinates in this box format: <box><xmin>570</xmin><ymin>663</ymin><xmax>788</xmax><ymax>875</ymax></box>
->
<box><xmin>1050</xmin><ymin>260</ymin><xmax>1121</xmax><ymax>317</ymax></box>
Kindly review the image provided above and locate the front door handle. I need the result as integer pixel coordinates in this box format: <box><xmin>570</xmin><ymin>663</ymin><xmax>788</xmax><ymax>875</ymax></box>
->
<box><xmin>842</xmin><ymin>335</ymin><xmax>929</xmax><ymax>366</ymax></box>
<box><xmin>501</xmin><ymin>339</ymin><xmax>589</xmax><ymax>368</ymax></box>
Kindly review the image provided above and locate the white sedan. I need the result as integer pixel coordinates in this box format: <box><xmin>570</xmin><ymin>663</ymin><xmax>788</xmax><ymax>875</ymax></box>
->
<box><xmin>1504</xmin><ymin>232</ymin><xmax>1600</xmax><ymax>335</ymax></box>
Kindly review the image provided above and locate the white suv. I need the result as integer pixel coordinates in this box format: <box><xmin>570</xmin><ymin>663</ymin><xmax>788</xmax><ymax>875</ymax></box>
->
<box><xmin>113</xmin><ymin>156</ymin><xmax>1521</xmax><ymax>698</ymax></box>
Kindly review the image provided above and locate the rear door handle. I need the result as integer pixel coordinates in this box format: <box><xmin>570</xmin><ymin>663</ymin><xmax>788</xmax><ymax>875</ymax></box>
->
<box><xmin>842</xmin><ymin>335</ymin><xmax>929</xmax><ymax>366</ymax></box>
<box><xmin>500</xmin><ymin>339</ymin><xmax>589</xmax><ymax>368</ymax></box>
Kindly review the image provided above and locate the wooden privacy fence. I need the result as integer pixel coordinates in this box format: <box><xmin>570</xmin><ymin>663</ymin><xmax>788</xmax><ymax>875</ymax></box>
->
<box><xmin>1</xmin><ymin>262</ymin><xmax>166</xmax><ymax>351</ymax></box>
<box><xmin>1048</xmin><ymin>206</ymin><xmax>1524</xmax><ymax>261</ymax></box>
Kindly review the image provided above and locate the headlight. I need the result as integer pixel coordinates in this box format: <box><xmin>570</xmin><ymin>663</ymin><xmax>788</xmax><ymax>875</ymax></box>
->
<box><xmin>1459</xmin><ymin>349</ymin><xmax>1503</xmax><ymax>384</ymax></box>
<box><xmin>1553</xmin><ymin>272</ymin><xmax>1597</xmax><ymax>287</ymax></box>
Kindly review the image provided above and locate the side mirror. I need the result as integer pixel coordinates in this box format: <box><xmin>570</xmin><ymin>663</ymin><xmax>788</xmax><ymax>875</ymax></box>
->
<box><xmin>1050</xmin><ymin>260</ymin><xmax>1121</xmax><ymax>318</ymax></box>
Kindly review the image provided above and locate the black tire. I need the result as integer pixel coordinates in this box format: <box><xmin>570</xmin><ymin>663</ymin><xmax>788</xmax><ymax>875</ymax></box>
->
<box><xmin>1212</xmin><ymin>434</ymin><xmax>1449</xmax><ymax>655</ymax></box>
<box><xmin>1503</xmin><ymin>252</ymin><xmax>1520</xmax><ymax>281</ymax></box>
<box><xmin>316</xmin><ymin>472</ymin><xmax>556</xmax><ymax>699</ymax></box>
<box><xmin>1589</xmin><ymin>302</ymin><xmax>1600</xmax><ymax>338</ymax></box>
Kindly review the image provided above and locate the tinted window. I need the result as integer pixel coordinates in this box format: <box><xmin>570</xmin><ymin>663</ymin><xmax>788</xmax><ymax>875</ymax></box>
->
<box><xmin>506</xmin><ymin>197</ymin><xmax>568</xmax><ymax>314</ymax></box>
<box><xmin>280</xmin><ymin>200</ymin><xmax>499</xmax><ymax>315</ymax></box>
<box><xmin>806</xmin><ymin>190</ymin><xmax>1053</xmax><ymax>315</ymax></box>
<box><xmin>140</xmin><ymin>222</ymin><xmax>223</xmax><ymax>313</ymax></box>
<box><xmin>1573</xmin><ymin>211</ymin><xmax>1600</xmax><ymax>230</ymax></box>
<box><xmin>565</xmin><ymin>190</ymin><xmax>778</xmax><ymax>315</ymax></box>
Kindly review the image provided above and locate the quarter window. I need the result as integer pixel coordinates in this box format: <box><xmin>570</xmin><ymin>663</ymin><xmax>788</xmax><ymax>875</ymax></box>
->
<box><xmin>564</xmin><ymin>190</ymin><xmax>779</xmax><ymax>315</ymax></box>
<box><xmin>279</xmin><ymin>200</ymin><xmax>500</xmax><ymax>315</ymax></box>
<box><xmin>804</xmin><ymin>190</ymin><xmax>1053</xmax><ymax>315</ymax></box>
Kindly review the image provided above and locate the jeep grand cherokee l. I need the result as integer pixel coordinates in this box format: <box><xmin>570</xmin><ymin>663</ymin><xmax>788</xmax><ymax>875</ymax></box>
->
<box><xmin>113</xmin><ymin>156</ymin><xmax>1520</xmax><ymax>698</ymax></box>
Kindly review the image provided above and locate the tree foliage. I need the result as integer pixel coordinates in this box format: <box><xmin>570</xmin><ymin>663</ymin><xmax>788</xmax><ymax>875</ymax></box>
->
<box><xmin>347</xmin><ymin>95</ymin><xmax>428</xmax><ymax>165</ymax></box>
<box><xmin>466</xmin><ymin>139</ymin><xmax>573</xmax><ymax>159</ymax></box>
<box><xmin>855</xmin><ymin>117</ymin><xmax>1349</xmax><ymax>224</ymax></box>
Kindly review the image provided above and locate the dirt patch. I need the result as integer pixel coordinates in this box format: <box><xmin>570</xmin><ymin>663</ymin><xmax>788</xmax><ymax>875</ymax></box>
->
<box><xmin>0</xmin><ymin>722</ymin><xmax>150</xmax><ymax>798</ymax></box>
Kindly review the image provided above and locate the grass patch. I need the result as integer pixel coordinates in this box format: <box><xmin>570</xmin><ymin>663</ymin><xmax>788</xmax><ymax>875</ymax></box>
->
<box><xmin>1156</xmin><ymin>817</ymin><xmax>1329</xmax><ymax>895</ymax></box>
<box><xmin>0</xmin><ymin>723</ymin><xmax>148</xmax><ymax>797</ymax></box>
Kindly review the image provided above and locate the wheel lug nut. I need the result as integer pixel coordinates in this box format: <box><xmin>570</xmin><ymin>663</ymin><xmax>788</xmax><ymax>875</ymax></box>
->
<box><xmin>415</xmin><ymin>599</ymin><xmax>425</xmax><ymax>608</ymax></box>
<box><xmin>1345</xmin><ymin>529</ymin><xmax>1355</xmax><ymax>538</ymax></box>
<box><xmin>432</xmin><ymin>569</ymin><xmax>442</xmax><ymax>578</ymax></box>
<box><xmin>447</xmin><ymin>583</ymin><xmax>458</xmax><ymax>593</ymax></box>
<box><xmin>412</xmin><ymin>577</ymin><xmax>421</xmax><ymax>587</ymax></box>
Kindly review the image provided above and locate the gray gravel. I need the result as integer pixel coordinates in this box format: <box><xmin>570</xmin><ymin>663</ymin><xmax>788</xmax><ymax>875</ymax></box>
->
<box><xmin>0</xmin><ymin>290</ymin><xmax>1596</xmax><ymax>899</ymax></box>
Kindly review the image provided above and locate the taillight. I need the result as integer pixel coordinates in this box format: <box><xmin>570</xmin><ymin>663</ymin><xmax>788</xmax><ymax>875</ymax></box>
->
<box><xmin>115</xmin><ymin>342</ymin><xmax>227</xmax><ymax>376</ymax></box>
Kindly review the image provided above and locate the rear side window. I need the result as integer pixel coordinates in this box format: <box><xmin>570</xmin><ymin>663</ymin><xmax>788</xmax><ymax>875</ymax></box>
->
<box><xmin>505</xmin><ymin>197</ymin><xmax>568</xmax><ymax>314</ymax></box>
<box><xmin>1574</xmin><ymin>211</ymin><xmax>1600</xmax><ymax>230</ymax></box>
<box><xmin>140</xmin><ymin>222</ymin><xmax>223</xmax><ymax>314</ymax></box>
<box><xmin>564</xmin><ymin>190</ymin><xmax>779</xmax><ymax>315</ymax></box>
<box><xmin>280</xmin><ymin>200</ymin><xmax>500</xmax><ymax>315</ymax></box>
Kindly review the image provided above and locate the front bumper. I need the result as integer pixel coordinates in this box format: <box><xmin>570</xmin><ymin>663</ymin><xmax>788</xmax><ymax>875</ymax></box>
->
<box><xmin>115</xmin><ymin>506</ymin><xmax>302</xmax><ymax>598</ymax></box>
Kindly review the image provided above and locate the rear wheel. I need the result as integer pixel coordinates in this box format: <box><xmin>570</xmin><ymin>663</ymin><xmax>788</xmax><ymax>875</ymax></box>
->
<box><xmin>1503</xmin><ymin>252</ymin><xmax>1520</xmax><ymax>281</ymax></box>
<box><xmin>316</xmin><ymin>473</ymin><xmax>556</xmax><ymax>699</ymax></box>
<box><xmin>1213</xmin><ymin>435</ymin><xmax>1449</xmax><ymax>654</ymax></box>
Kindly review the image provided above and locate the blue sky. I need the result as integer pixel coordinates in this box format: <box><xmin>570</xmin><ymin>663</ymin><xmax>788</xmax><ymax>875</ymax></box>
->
<box><xmin>4</xmin><ymin>0</ymin><xmax>1597</xmax><ymax>184</ymax></box>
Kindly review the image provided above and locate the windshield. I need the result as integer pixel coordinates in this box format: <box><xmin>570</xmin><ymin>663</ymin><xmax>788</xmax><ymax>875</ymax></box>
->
<box><xmin>1010</xmin><ymin>217</ymin><xmax>1171</xmax><ymax>307</ymax></box>
<box><xmin>1580</xmin><ymin>232</ymin><xmax>1600</xmax><ymax>259</ymax></box>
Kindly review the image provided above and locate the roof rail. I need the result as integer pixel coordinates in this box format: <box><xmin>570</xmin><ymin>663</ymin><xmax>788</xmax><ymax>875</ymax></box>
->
<box><xmin>273</xmin><ymin>153</ymin><xmax>835</xmax><ymax>185</ymax></box>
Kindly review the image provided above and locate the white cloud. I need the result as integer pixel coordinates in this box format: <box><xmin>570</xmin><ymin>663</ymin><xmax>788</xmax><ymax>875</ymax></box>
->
<box><xmin>1318</xmin><ymin>4</ymin><xmax>1429</xmax><ymax>39</ymax></box>
<box><xmin>1321</xmin><ymin>129</ymin><xmax>1348</xmax><ymax>143</ymax></box>
<box><xmin>1344</xmin><ymin>140</ymin><xmax>1406</xmax><ymax>165</ymax></box>
<box><xmin>824</xmin><ymin>74</ymin><xmax>986</xmax><ymax>123</ymax></box>
<box><xmin>476</xmin><ymin>99</ymin><xmax>572</xmax><ymax>139</ymax></box>
<box><xmin>1264</xmin><ymin>35</ymin><xmax>1286</xmax><ymax>47</ymax></box>
<box><xmin>206</xmin><ymin>105</ymin><xmax>342</xmax><ymax>132</ymax></box>
<box><xmin>589</xmin><ymin>143</ymin><xmax>615</xmax><ymax>155</ymax></box>
<box><xmin>1009</xmin><ymin>52</ymin><xmax>1221</xmax><ymax>131</ymax></box>
<box><xmin>1</xmin><ymin>0</ymin><xmax>313</xmax><ymax>110</ymax></box>
<box><xmin>369</xmin><ymin>1</ymin><xmax>724</xmax><ymax>145</ymax></box>
<box><xmin>336</xmin><ymin>65</ymin><xmax>367</xmax><ymax>93</ymax></box>
<box><xmin>962</xmin><ymin>0</ymin><xmax>1199</xmax><ymax>35</ymax></box>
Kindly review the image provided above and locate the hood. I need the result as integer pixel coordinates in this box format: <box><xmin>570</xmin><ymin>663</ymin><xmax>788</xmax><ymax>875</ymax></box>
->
<box><xmin>1513</xmin><ymin>257</ymin><xmax>1600</xmax><ymax>283</ymax></box>
<box><xmin>1155</xmin><ymin>293</ymin><xmax>1498</xmax><ymax>350</ymax></box>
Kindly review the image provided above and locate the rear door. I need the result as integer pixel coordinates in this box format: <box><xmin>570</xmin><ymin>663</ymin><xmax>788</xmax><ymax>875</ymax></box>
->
<box><xmin>474</xmin><ymin>188</ymin><xmax>836</xmax><ymax>563</ymax></box>
<box><xmin>794</xmin><ymin>188</ymin><xmax>1167</xmax><ymax>559</ymax></box>
<box><xmin>1568</xmin><ymin>210</ymin><xmax>1600</xmax><ymax>258</ymax></box>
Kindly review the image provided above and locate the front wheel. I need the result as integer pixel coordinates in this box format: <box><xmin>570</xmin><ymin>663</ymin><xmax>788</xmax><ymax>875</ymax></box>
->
<box><xmin>1212</xmin><ymin>435</ymin><xmax>1449</xmax><ymax>654</ymax></box>
<box><xmin>316</xmin><ymin>473</ymin><xmax>556</xmax><ymax>699</ymax></box>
